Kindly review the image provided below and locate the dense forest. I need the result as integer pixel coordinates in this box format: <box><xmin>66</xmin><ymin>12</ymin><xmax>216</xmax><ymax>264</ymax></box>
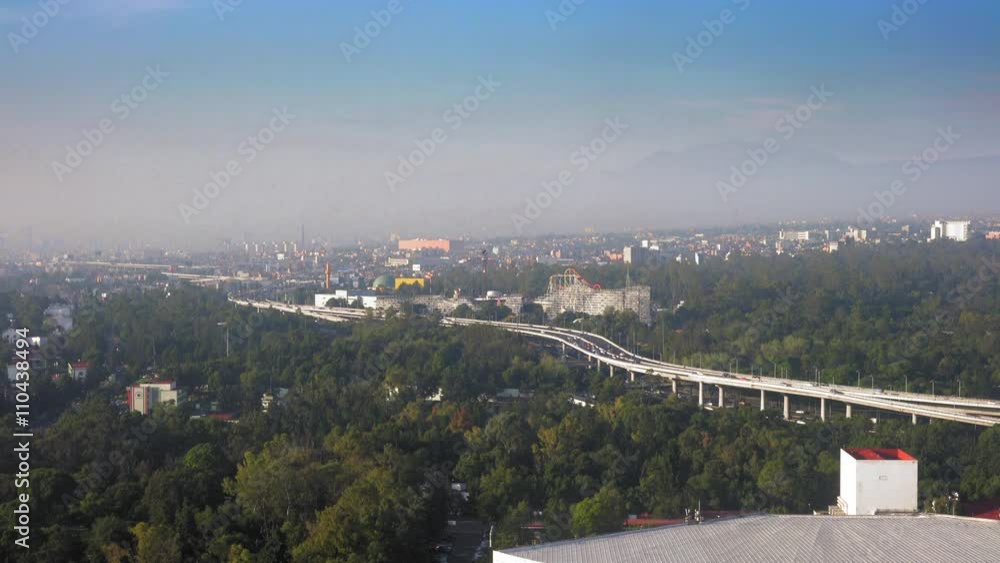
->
<box><xmin>1</xmin><ymin>240</ymin><xmax>999</xmax><ymax>561</ymax></box>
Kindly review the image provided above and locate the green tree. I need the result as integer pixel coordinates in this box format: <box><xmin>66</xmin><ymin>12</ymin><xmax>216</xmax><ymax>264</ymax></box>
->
<box><xmin>570</xmin><ymin>485</ymin><xmax>625</xmax><ymax>538</ymax></box>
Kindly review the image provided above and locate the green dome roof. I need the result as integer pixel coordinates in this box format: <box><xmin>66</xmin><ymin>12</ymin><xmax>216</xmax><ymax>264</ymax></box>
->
<box><xmin>372</xmin><ymin>275</ymin><xmax>395</xmax><ymax>290</ymax></box>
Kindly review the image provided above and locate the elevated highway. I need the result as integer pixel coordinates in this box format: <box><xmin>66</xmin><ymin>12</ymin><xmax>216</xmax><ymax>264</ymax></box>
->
<box><xmin>232</xmin><ymin>298</ymin><xmax>1000</xmax><ymax>428</ymax></box>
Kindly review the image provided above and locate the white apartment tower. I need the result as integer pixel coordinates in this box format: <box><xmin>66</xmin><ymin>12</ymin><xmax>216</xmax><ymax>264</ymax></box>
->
<box><xmin>930</xmin><ymin>220</ymin><xmax>970</xmax><ymax>242</ymax></box>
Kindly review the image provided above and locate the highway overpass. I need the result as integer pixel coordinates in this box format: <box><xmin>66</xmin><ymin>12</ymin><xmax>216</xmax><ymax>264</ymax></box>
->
<box><xmin>231</xmin><ymin>298</ymin><xmax>1000</xmax><ymax>428</ymax></box>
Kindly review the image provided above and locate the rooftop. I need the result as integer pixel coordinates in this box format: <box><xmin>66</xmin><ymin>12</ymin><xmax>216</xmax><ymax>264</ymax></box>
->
<box><xmin>845</xmin><ymin>448</ymin><xmax>916</xmax><ymax>461</ymax></box>
<box><xmin>498</xmin><ymin>514</ymin><xmax>1000</xmax><ymax>563</ymax></box>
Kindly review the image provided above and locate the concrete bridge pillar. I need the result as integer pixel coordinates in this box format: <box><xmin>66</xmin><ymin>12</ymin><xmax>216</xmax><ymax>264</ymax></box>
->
<box><xmin>717</xmin><ymin>386</ymin><xmax>725</xmax><ymax>407</ymax></box>
<box><xmin>846</xmin><ymin>404</ymin><xmax>852</xmax><ymax>419</ymax></box>
<box><xmin>561</xmin><ymin>342</ymin><xmax>566</xmax><ymax>357</ymax></box>
<box><xmin>630</xmin><ymin>371</ymin><xmax>635</xmax><ymax>383</ymax></box>
<box><xmin>820</xmin><ymin>398</ymin><xmax>826</xmax><ymax>422</ymax></box>
<box><xmin>672</xmin><ymin>379</ymin><xmax>678</xmax><ymax>395</ymax></box>
<box><xmin>912</xmin><ymin>413</ymin><xmax>918</xmax><ymax>425</ymax></box>
<box><xmin>783</xmin><ymin>395</ymin><xmax>790</xmax><ymax>420</ymax></box>
<box><xmin>760</xmin><ymin>389</ymin><xmax>766</xmax><ymax>411</ymax></box>
<box><xmin>698</xmin><ymin>382</ymin><xmax>704</xmax><ymax>407</ymax></box>
<box><xmin>609</xmin><ymin>365</ymin><xmax>615</xmax><ymax>378</ymax></box>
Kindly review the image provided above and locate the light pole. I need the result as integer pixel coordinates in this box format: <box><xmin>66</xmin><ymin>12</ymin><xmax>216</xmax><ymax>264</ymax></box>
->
<box><xmin>217</xmin><ymin>322</ymin><xmax>230</xmax><ymax>358</ymax></box>
<box><xmin>871</xmin><ymin>375</ymin><xmax>875</xmax><ymax>392</ymax></box>
<box><xmin>958</xmin><ymin>379</ymin><xmax>962</xmax><ymax>398</ymax></box>
<box><xmin>857</xmin><ymin>371</ymin><xmax>861</xmax><ymax>388</ymax></box>
<box><xmin>904</xmin><ymin>375</ymin><xmax>908</xmax><ymax>394</ymax></box>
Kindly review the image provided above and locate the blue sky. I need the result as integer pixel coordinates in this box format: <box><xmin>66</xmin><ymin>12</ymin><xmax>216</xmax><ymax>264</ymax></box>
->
<box><xmin>3</xmin><ymin>0</ymin><xmax>999</xmax><ymax>247</ymax></box>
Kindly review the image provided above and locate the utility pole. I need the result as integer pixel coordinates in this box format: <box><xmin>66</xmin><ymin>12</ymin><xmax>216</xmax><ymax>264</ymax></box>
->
<box><xmin>218</xmin><ymin>322</ymin><xmax>230</xmax><ymax>358</ymax></box>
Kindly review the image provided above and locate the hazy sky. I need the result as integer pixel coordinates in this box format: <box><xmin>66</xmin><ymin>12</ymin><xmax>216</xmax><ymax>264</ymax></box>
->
<box><xmin>2</xmin><ymin>0</ymin><xmax>999</xmax><ymax>249</ymax></box>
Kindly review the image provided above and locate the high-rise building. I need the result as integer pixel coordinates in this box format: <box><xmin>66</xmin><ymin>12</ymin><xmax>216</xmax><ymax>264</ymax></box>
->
<box><xmin>779</xmin><ymin>230</ymin><xmax>810</xmax><ymax>242</ymax></box>
<box><xmin>929</xmin><ymin>220</ymin><xmax>970</xmax><ymax>242</ymax></box>
<box><xmin>623</xmin><ymin>245</ymin><xmax>650</xmax><ymax>265</ymax></box>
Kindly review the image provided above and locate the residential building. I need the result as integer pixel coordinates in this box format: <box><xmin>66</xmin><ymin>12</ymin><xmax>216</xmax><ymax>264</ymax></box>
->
<box><xmin>779</xmin><ymin>230</ymin><xmax>811</xmax><ymax>242</ymax></box>
<box><xmin>126</xmin><ymin>379</ymin><xmax>184</xmax><ymax>415</ymax></box>
<box><xmin>261</xmin><ymin>388</ymin><xmax>290</xmax><ymax>412</ymax></box>
<box><xmin>845</xmin><ymin>226</ymin><xmax>868</xmax><ymax>242</ymax></box>
<box><xmin>929</xmin><ymin>220</ymin><xmax>970</xmax><ymax>242</ymax></box>
<box><xmin>623</xmin><ymin>245</ymin><xmax>650</xmax><ymax>265</ymax></box>
<box><xmin>398</xmin><ymin>238</ymin><xmax>464</xmax><ymax>254</ymax></box>
<box><xmin>68</xmin><ymin>361</ymin><xmax>91</xmax><ymax>381</ymax></box>
<box><xmin>386</xmin><ymin>257</ymin><xmax>409</xmax><ymax>267</ymax></box>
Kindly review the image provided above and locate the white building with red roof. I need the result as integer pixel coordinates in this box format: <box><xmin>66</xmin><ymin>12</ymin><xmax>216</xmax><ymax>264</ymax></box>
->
<box><xmin>68</xmin><ymin>361</ymin><xmax>91</xmax><ymax>381</ymax></box>
<box><xmin>838</xmin><ymin>448</ymin><xmax>918</xmax><ymax>516</ymax></box>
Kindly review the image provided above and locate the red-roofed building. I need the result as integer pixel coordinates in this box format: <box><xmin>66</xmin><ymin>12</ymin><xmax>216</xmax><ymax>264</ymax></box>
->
<box><xmin>964</xmin><ymin>499</ymin><xmax>1000</xmax><ymax>521</ymax></box>
<box><xmin>844</xmin><ymin>448</ymin><xmax>916</xmax><ymax>462</ymax></box>
<box><xmin>838</xmin><ymin>448</ymin><xmax>918</xmax><ymax>516</ymax></box>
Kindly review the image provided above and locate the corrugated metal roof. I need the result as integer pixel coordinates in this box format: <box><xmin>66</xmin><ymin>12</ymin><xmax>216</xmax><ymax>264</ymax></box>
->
<box><xmin>499</xmin><ymin>514</ymin><xmax>1000</xmax><ymax>563</ymax></box>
